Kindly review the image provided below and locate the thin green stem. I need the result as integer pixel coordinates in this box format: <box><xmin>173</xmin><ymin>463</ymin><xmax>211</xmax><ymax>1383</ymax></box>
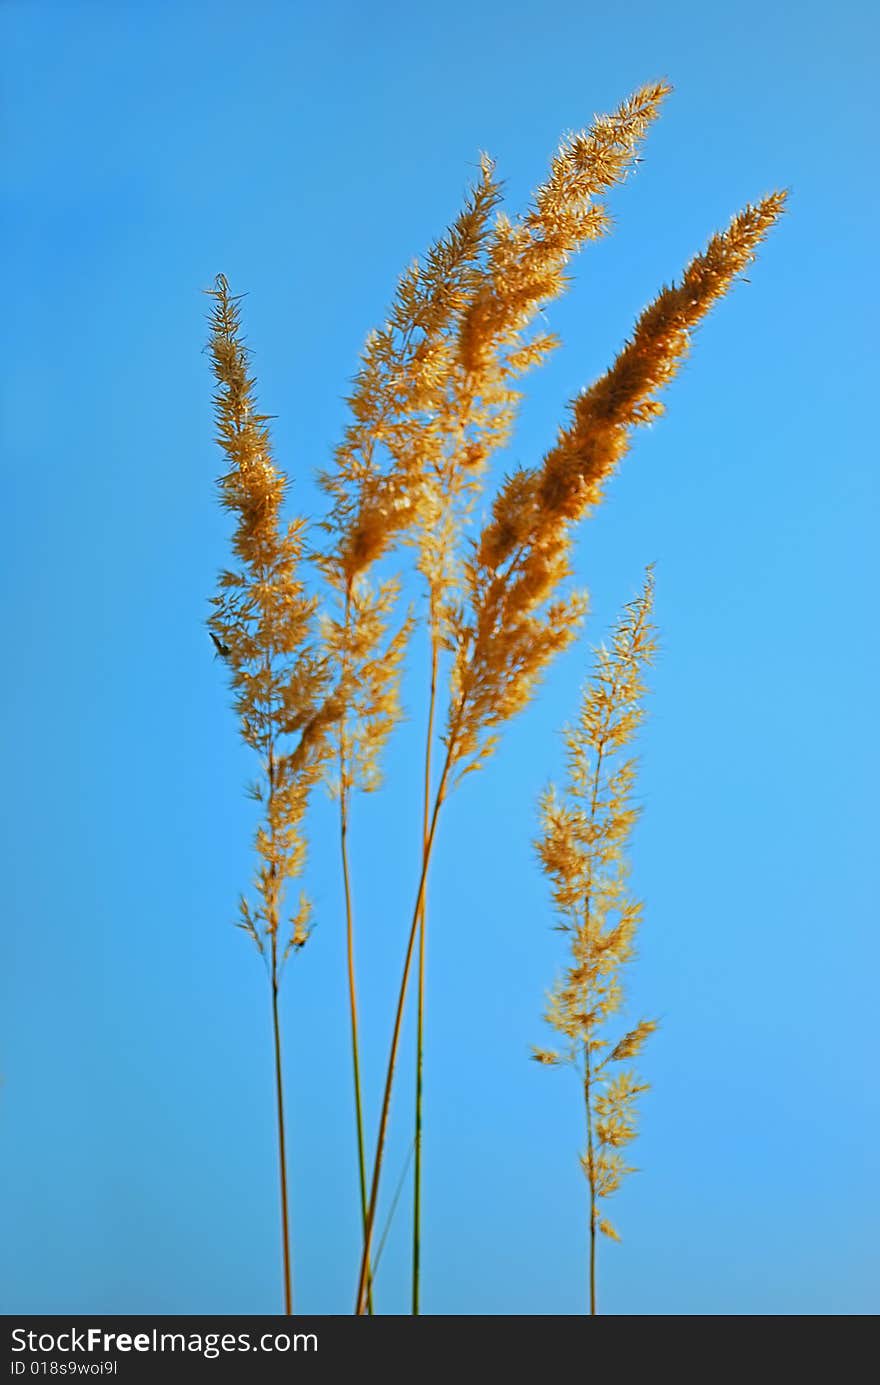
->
<box><xmin>582</xmin><ymin>724</ymin><xmax>609</xmax><ymax>1317</ymax></box>
<box><xmin>340</xmin><ymin>788</ymin><xmax>374</xmax><ymax>1314</ymax></box>
<box><xmin>413</xmin><ymin>621</ymin><xmax>439</xmax><ymax>1314</ymax></box>
<box><xmin>270</xmin><ymin>961</ymin><xmax>293</xmax><ymax>1315</ymax></box>
<box><xmin>355</xmin><ymin>742</ymin><xmax>454</xmax><ymax>1314</ymax></box>
<box><xmin>266</xmin><ymin>740</ymin><xmax>293</xmax><ymax>1316</ymax></box>
<box><xmin>339</xmin><ymin>587</ymin><xmax>374</xmax><ymax>1314</ymax></box>
<box><xmin>584</xmin><ymin>1040</ymin><xmax>597</xmax><ymax>1317</ymax></box>
<box><xmin>376</xmin><ymin>1141</ymin><xmax>415</xmax><ymax>1278</ymax></box>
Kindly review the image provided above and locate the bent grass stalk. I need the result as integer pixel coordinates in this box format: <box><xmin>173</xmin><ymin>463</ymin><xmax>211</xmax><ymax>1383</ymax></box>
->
<box><xmin>319</xmin><ymin>84</ymin><xmax>675</xmax><ymax>1312</ymax></box>
<box><xmin>355</xmin><ymin>154</ymin><xmax>783</xmax><ymax>1318</ymax></box>
<box><xmin>405</xmin><ymin>87</ymin><xmax>676</xmax><ymax>1310</ymax></box>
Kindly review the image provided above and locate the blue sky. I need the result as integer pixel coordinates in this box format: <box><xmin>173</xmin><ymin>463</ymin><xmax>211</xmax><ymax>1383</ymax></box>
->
<box><xmin>1</xmin><ymin>0</ymin><xmax>876</xmax><ymax>1315</ymax></box>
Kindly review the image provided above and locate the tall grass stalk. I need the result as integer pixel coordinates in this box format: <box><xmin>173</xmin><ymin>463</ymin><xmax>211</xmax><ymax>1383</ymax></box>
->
<box><xmin>206</xmin><ymin>277</ymin><xmax>340</xmax><ymax>1313</ymax></box>
<box><xmin>270</xmin><ymin>966</ymin><xmax>293</xmax><ymax>1313</ymax></box>
<box><xmin>337</xmin><ymin>588</ymin><xmax>375</xmax><ymax>1313</ymax></box>
<box><xmin>534</xmin><ymin>571</ymin><xmax>658</xmax><ymax>1314</ymax></box>
<box><xmin>356</xmin><ymin>185</ymin><xmax>783</xmax><ymax>1316</ymax></box>
<box><xmin>412</xmin><ymin>618</ymin><xmax>439</xmax><ymax>1314</ymax></box>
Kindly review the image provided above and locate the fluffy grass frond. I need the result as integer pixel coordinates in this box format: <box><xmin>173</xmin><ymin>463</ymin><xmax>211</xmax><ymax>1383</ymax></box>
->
<box><xmin>449</xmin><ymin>194</ymin><xmax>785</xmax><ymax>784</ymax></box>
<box><xmin>419</xmin><ymin>83</ymin><xmax>671</xmax><ymax>621</ymax></box>
<box><xmin>536</xmin><ymin>571</ymin><xmax>657</xmax><ymax>1305</ymax></box>
<box><xmin>321</xmin><ymin>577</ymin><xmax>415</xmax><ymax>796</ymax></box>
<box><xmin>318</xmin><ymin>161</ymin><xmax>503</xmax><ymax>585</ymax></box>
<box><xmin>207</xmin><ymin>274</ymin><xmax>339</xmax><ymax>960</ymax></box>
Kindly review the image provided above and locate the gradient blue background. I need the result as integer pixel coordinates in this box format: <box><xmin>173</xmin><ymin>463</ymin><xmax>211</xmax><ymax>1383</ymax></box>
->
<box><xmin>2</xmin><ymin>0</ymin><xmax>876</xmax><ymax>1315</ymax></box>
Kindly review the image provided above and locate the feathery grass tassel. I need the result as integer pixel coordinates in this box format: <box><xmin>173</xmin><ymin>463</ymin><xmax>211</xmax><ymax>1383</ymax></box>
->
<box><xmin>205</xmin><ymin>276</ymin><xmax>339</xmax><ymax>1314</ymax></box>
<box><xmin>534</xmin><ymin>570</ymin><xmax>658</xmax><ymax>1314</ymax></box>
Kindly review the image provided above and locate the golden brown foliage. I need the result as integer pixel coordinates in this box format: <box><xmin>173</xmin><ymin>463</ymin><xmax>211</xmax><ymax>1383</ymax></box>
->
<box><xmin>205</xmin><ymin>80</ymin><xmax>787</xmax><ymax>1316</ymax></box>
<box><xmin>321</xmin><ymin>83</ymin><xmax>673</xmax><ymax>792</ymax></box>
<box><xmin>418</xmin><ymin>81</ymin><xmax>672</xmax><ymax>621</ymax></box>
<box><xmin>207</xmin><ymin>275</ymin><xmax>339</xmax><ymax>963</ymax></box>
<box><xmin>319</xmin><ymin>579</ymin><xmax>413</xmax><ymax>800</ymax></box>
<box><xmin>534</xmin><ymin>571</ymin><xmax>657</xmax><ymax>1309</ymax></box>
<box><xmin>348</xmin><ymin>89</ymin><xmax>784</xmax><ymax>1314</ymax></box>
<box><xmin>448</xmin><ymin>194</ymin><xmax>786</xmax><ymax>785</ymax></box>
<box><xmin>319</xmin><ymin>162</ymin><xmax>502</xmax><ymax>584</ymax></box>
<box><xmin>348</xmin><ymin>86</ymin><xmax>678</xmax><ymax>1313</ymax></box>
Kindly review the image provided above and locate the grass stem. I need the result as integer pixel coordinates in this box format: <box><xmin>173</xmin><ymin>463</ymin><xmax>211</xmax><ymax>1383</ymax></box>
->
<box><xmin>412</xmin><ymin>625</ymin><xmax>439</xmax><ymax>1314</ymax></box>
<box><xmin>271</xmin><ymin>967</ymin><xmax>293</xmax><ymax>1315</ymax></box>
<box><xmin>355</xmin><ymin>742</ymin><xmax>453</xmax><ymax>1314</ymax></box>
